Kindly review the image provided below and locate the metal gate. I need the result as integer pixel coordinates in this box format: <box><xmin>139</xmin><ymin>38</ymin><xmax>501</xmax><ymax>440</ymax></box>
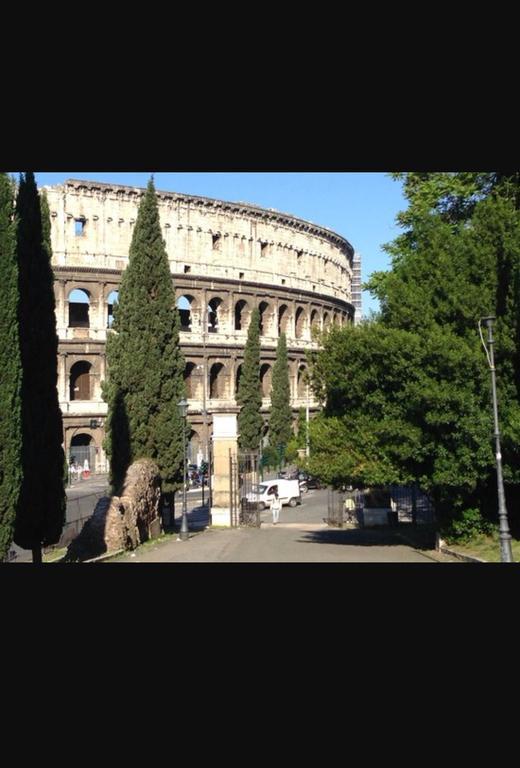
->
<box><xmin>230</xmin><ymin>452</ymin><xmax>261</xmax><ymax>527</ymax></box>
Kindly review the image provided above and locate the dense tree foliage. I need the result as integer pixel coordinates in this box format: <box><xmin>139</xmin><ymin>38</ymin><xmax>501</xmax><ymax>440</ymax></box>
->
<box><xmin>13</xmin><ymin>173</ymin><xmax>66</xmax><ymax>562</ymax></box>
<box><xmin>269</xmin><ymin>332</ymin><xmax>293</xmax><ymax>454</ymax></box>
<box><xmin>0</xmin><ymin>174</ymin><xmax>22</xmax><ymax>560</ymax></box>
<box><xmin>102</xmin><ymin>178</ymin><xmax>186</xmax><ymax>502</ymax></box>
<box><xmin>237</xmin><ymin>307</ymin><xmax>263</xmax><ymax>451</ymax></box>
<box><xmin>308</xmin><ymin>173</ymin><xmax>520</xmax><ymax>536</ymax></box>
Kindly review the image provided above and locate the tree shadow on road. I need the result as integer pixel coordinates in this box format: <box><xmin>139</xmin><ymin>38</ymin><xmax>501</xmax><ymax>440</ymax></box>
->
<box><xmin>297</xmin><ymin>524</ymin><xmax>437</xmax><ymax>551</ymax></box>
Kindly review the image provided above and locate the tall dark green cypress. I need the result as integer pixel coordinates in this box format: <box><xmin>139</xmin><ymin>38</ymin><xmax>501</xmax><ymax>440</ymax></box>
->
<box><xmin>0</xmin><ymin>174</ymin><xmax>22</xmax><ymax>561</ymax></box>
<box><xmin>14</xmin><ymin>173</ymin><xmax>66</xmax><ymax>562</ymax></box>
<box><xmin>237</xmin><ymin>307</ymin><xmax>263</xmax><ymax>451</ymax></box>
<box><xmin>269</xmin><ymin>332</ymin><xmax>293</xmax><ymax>452</ymax></box>
<box><xmin>102</xmin><ymin>178</ymin><xmax>186</xmax><ymax>503</ymax></box>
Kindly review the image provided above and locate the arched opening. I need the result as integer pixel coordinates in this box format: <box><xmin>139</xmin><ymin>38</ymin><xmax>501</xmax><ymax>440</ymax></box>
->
<box><xmin>184</xmin><ymin>362</ymin><xmax>196</xmax><ymax>398</ymax></box>
<box><xmin>69</xmin><ymin>361</ymin><xmax>92</xmax><ymax>400</ymax></box>
<box><xmin>295</xmin><ymin>307</ymin><xmax>306</xmax><ymax>339</ymax></box>
<box><xmin>259</xmin><ymin>301</ymin><xmax>270</xmax><ymax>336</ymax></box>
<box><xmin>208</xmin><ymin>297</ymin><xmax>222</xmax><ymax>333</ymax></box>
<box><xmin>68</xmin><ymin>289</ymin><xmax>90</xmax><ymax>328</ymax></box>
<box><xmin>323</xmin><ymin>312</ymin><xmax>330</xmax><ymax>331</ymax></box>
<box><xmin>310</xmin><ymin>309</ymin><xmax>319</xmax><ymax>334</ymax></box>
<box><xmin>177</xmin><ymin>295</ymin><xmax>195</xmax><ymax>332</ymax></box>
<box><xmin>333</xmin><ymin>313</ymin><xmax>340</xmax><ymax>326</ymax></box>
<box><xmin>188</xmin><ymin>430</ymin><xmax>200</xmax><ymax>464</ymax></box>
<box><xmin>297</xmin><ymin>365</ymin><xmax>308</xmax><ymax>398</ymax></box>
<box><xmin>235</xmin><ymin>299</ymin><xmax>250</xmax><ymax>331</ymax></box>
<box><xmin>260</xmin><ymin>363</ymin><xmax>272</xmax><ymax>398</ymax></box>
<box><xmin>209</xmin><ymin>362</ymin><xmax>226</xmax><ymax>399</ymax></box>
<box><xmin>107</xmin><ymin>290</ymin><xmax>119</xmax><ymax>328</ymax></box>
<box><xmin>278</xmin><ymin>304</ymin><xmax>289</xmax><ymax>336</ymax></box>
<box><xmin>235</xmin><ymin>364</ymin><xmax>243</xmax><ymax>396</ymax></box>
<box><xmin>69</xmin><ymin>433</ymin><xmax>94</xmax><ymax>472</ymax></box>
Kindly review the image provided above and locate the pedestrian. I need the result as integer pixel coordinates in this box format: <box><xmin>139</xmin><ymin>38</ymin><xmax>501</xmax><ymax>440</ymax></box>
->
<box><xmin>271</xmin><ymin>487</ymin><xmax>281</xmax><ymax>525</ymax></box>
<box><xmin>344</xmin><ymin>485</ymin><xmax>356</xmax><ymax>522</ymax></box>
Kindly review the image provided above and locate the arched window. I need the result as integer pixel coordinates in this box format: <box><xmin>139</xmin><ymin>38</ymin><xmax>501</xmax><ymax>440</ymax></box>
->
<box><xmin>184</xmin><ymin>362</ymin><xmax>196</xmax><ymax>398</ymax></box>
<box><xmin>208</xmin><ymin>297</ymin><xmax>222</xmax><ymax>333</ymax></box>
<box><xmin>259</xmin><ymin>301</ymin><xmax>270</xmax><ymax>336</ymax></box>
<box><xmin>297</xmin><ymin>365</ymin><xmax>308</xmax><ymax>398</ymax></box>
<box><xmin>188</xmin><ymin>430</ymin><xmax>200</xmax><ymax>464</ymax></box>
<box><xmin>278</xmin><ymin>304</ymin><xmax>289</xmax><ymax>336</ymax></box>
<box><xmin>107</xmin><ymin>290</ymin><xmax>119</xmax><ymax>328</ymax></box>
<box><xmin>69</xmin><ymin>361</ymin><xmax>92</xmax><ymax>400</ymax></box>
<box><xmin>295</xmin><ymin>307</ymin><xmax>306</xmax><ymax>339</ymax></box>
<box><xmin>235</xmin><ymin>364</ymin><xmax>243</xmax><ymax>396</ymax></box>
<box><xmin>68</xmin><ymin>289</ymin><xmax>90</xmax><ymax>328</ymax></box>
<box><xmin>210</xmin><ymin>363</ymin><xmax>225</xmax><ymax>399</ymax></box>
<box><xmin>310</xmin><ymin>309</ymin><xmax>319</xmax><ymax>334</ymax></box>
<box><xmin>260</xmin><ymin>363</ymin><xmax>272</xmax><ymax>398</ymax></box>
<box><xmin>177</xmin><ymin>295</ymin><xmax>195</xmax><ymax>331</ymax></box>
<box><xmin>235</xmin><ymin>300</ymin><xmax>250</xmax><ymax>331</ymax></box>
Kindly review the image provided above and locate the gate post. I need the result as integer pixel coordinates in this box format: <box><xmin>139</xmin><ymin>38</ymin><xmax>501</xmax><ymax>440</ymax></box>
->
<box><xmin>210</xmin><ymin>411</ymin><xmax>239</xmax><ymax>527</ymax></box>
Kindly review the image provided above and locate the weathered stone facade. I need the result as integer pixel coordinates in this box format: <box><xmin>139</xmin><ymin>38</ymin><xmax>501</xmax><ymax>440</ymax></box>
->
<box><xmin>43</xmin><ymin>178</ymin><xmax>355</xmax><ymax>469</ymax></box>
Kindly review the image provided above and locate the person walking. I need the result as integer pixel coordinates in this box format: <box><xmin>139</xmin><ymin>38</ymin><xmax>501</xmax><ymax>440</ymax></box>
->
<box><xmin>344</xmin><ymin>485</ymin><xmax>356</xmax><ymax>523</ymax></box>
<box><xmin>271</xmin><ymin>488</ymin><xmax>281</xmax><ymax>525</ymax></box>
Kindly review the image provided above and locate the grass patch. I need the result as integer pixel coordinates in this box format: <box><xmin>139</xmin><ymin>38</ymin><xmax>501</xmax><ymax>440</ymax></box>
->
<box><xmin>446</xmin><ymin>532</ymin><xmax>520</xmax><ymax>563</ymax></box>
<box><xmin>43</xmin><ymin>547</ymin><xmax>67</xmax><ymax>563</ymax></box>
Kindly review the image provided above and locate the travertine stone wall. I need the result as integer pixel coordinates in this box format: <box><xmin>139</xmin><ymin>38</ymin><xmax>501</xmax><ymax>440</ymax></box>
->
<box><xmin>43</xmin><ymin>179</ymin><xmax>355</xmax><ymax>469</ymax></box>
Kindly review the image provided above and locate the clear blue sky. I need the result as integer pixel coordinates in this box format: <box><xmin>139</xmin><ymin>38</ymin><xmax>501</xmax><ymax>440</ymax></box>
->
<box><xmin>31</xmin><ymin>172</ymin><xmax>407</xmax><ymax>315</ymax></box>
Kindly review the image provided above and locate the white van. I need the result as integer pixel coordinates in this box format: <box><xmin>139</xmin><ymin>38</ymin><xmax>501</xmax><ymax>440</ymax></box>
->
<box><xmin>247</xmin><ymin>479</ymin><xmax>302</xmax><ymax>509</ymax></box>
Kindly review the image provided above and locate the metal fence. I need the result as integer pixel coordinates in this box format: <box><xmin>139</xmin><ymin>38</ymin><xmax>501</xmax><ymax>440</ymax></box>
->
<box><xmin>326</xmin><ymin>485</ymin><xmax>435</xmax><ymax>528</ymax></box>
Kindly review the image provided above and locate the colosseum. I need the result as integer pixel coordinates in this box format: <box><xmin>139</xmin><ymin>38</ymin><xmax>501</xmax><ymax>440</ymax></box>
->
<box><xmin>42</xmin><ymin>178</ymin><xmax>356</xmax><ymax>472</ymax></box>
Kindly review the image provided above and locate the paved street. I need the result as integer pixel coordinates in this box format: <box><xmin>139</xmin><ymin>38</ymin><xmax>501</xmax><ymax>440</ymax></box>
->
<box><xmin>114</xmin><ymin>488</ymin><xmax>458</xmax><ymax>563</ymax></box>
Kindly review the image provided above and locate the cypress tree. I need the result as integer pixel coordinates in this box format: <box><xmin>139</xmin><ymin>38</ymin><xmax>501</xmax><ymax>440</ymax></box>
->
<box><xmin>13</xmin><ymin>173</ymin><xmax>66</xmax><ymax>563</ymax></box>
<box><xmin>102</xmin><ymin>178</ymin><xmax>186</xmax><ymax>504</ymax></box>
<box><xmin>269</xmin><ymin>332</ymin><xmax>293</xmax><ymax>455</ymax></box>
<box><xmin>0</xmin><ymin>174</ymin><xmax>22</xmax><ymax>561</ymax></box>
<box><xmin>237</xmin><ymin>307</ymin><xmax>263</xmax><ymax>451</ymax></box>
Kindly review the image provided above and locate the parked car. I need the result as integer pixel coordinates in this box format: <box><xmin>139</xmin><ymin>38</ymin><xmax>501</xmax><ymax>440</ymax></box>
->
<box><xmin>298</xmin><ymin>473</ymin><xmax>322</xmax><ymax>490</ymax></box>
<box><xmin>246</xmin><ymin>479</ymin><xmax>302</xmax><ymax>509</ymax></box>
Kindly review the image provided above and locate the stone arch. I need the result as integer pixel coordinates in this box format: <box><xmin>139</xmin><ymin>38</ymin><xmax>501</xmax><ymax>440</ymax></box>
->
<box><xmin>235</xmin><ymin>363</ymin><xmax>243</xmax><ymax>396</ymax></box>
<box><xmin>295</xmin><ymin>306</ymin><xmax>306</xmax><ymax>339</ymax></box>
<box><xmin>278</xmin><ymin>304</ymin><xmax>289</xmax><ymax>336</ymax></box>
<box><xmin>69</xmin><ymin>433</ymin><xmax>95</xmax><ymax>472</ymax></box>
<box><xmin>107</xmin><ymin>290</ymin><xmax>119</xmax><ymax>328</ymax></box>
<box><xmin>208</xmin><ymin>296</ymin><xmax>223</xmax><ymax>333</ymax></box>
<box><xmin>68</xmin><ymin>288</ymin><xmax>90</xmax><ymax>328</ymax></box>
<box><xmin>188</xmin><ymin>429</ymin><xmax>200</xmax><ymax>464</ymax></box>
<box><xmin>69</xmin><ymin>360</ymin><xmax>92</xmax><ymax>400</ymax></box>
<box><xmin>184</xmin><ymin>361</ymin><xmax>197</xmax><ymax>398</ymax></box>
<box><xmin>297</xmin><ymin>364</ymin><xmax>308</xmax><ymax>398</ymax></box>
<box><xmin>177</xmin><ymin>294</ymin><xmax>196</xmax><ymax>331</ymax></box>
<box><xmin>258</xmin><ymin>301</ymin><xmax>272</xmax><ymax>337</ymax></box>
<box><xmin>209</xmin><ymin>362</ymin><xmax>226</xmax><ymax>399</ymax></box>
<box><xmin>310</xmin><ymin>309</ymin><xmax>320</xmax><ymax>333</ymax></box>
<box><xmin>234</xmin><ymin>299</ymin><xmax>250</xmax><ymax>331</ymax></box>
<box><xmin>323</xmin><ymin>311</ymin><xmax>331</xmax><ymax>331</ymax></box>
<box><xmin>260</xmin><ymin>363</ymin><xmax>272</xmax><ymax>398</ymax></box>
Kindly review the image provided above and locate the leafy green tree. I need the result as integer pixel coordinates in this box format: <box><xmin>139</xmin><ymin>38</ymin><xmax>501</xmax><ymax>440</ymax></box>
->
<box><xmin>310</xmin><ymin>174</ymin><xmax>520</xmax><ymax>535</ymax></box>
<box><xmin>237</xmin><ymin>307</ymin><xmax>263</xmax><ymax>451</ymax></box>
<box><xmin>13</xmin><ymin>173</ymin><xmax>66</xmax><ymax>562</ymax></box>
<box><xmin>269</xmin><ymin>332</ymin><xmax>293</xmax><ymax>458</ymax></box>
<box><xmin>102</xmin><ymin>177</ymin><xmax>186</xmax><ymax>505</ymax></box>
<box><xmin>0</xmin><ymin>174</ymin><xmax>22</xmax><ymax>561</ymax></box>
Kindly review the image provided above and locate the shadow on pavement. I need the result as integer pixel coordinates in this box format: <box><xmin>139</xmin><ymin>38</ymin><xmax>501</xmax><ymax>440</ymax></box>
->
<box><xmin>298</xmin><ymin>524</ymin><xmax>437</xmax><ymax>550</ymax></box>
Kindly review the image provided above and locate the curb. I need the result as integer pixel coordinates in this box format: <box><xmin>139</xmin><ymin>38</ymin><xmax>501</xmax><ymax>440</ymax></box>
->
<box><xmin>437</xmin><ymin>545</ymin><xmax>487</xmax><ymax>564</ymax></box>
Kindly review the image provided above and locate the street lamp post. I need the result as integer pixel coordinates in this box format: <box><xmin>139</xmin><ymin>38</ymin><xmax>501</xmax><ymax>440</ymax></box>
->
<box><xmin>480</xmin><ymin>316</ymin><xmax>513</xmax><ymax>563</ymax></box>
<box><xmin>178</xmin><ymin>398</ymin><xmax>189</xmax><ymax>541</ymax></box>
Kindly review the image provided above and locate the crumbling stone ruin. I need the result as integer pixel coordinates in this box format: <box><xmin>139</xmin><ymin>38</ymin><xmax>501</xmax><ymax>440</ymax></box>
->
<box><xmin>64</xmin><ymin>459</ymin><xmax>162</xmax><ymax>562</ymax></box>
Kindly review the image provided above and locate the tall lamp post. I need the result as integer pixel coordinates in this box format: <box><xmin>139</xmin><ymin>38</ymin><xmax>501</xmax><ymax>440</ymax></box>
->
<box><xmin>480</xmin><ymin>316</ymin><xmax>513</xmax><ymax>562</ymax></box>
<box><xmin>178</xmin><ymin>398</ymin><xmax>189</xmax><ymax>541</ymax></box>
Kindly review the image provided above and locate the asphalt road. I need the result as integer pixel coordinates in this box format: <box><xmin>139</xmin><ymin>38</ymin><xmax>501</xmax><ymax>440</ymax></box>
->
<box><xmin>115</xmin><ymin>488</ymin><xmax>457</xmax><ymax>563</ymax></box>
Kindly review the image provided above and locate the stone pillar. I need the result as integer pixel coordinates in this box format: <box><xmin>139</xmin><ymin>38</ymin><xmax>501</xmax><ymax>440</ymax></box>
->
<box><xmin>210</xmin><ymin>411</ymin><xmax>239</xmax><ymax>527</ymax></box>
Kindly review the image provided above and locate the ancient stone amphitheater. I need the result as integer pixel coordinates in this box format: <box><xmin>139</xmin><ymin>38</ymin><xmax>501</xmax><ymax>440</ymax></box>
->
<box><xmin>44</xmin><ymin>178</ymin><xmax>355</xmax><ymax>471</ymax></box>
